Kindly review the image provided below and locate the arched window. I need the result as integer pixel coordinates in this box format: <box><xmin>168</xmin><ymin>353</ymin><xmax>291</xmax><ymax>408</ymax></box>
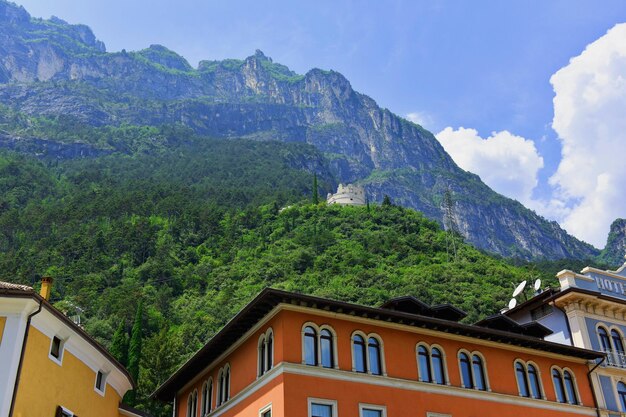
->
<box><xmin>201</xmin><ymin>380</ymin><xmax>212</xmax><ymax>415</ymax></box>
<box><xmin>459</xmin><ymin>352</ymin><xmax>472</xmax><ymax>388</ymax></box>
<box><xmin>618</xmin><ymin>381</ymin><xmax>626</xmax><ymax>411</ymax></box>
<box><xmin>459</xmin><ymin>351</ymin><xmax>487</xmax><ymax>390</ymax></box>
<box><xmin>267</xmin><ymin>331</ymin><xmax>274</xmax><ymax>369</ymax></box>
<box><xmin>217</xmin><ymin>365</ymin><xmax>230</xmax><ymax>406</ymax></box>
<box><xmin>612</xmin><ymin>330</ymin><xmax>625</xmax><ymax>353</ymax></box>
<box><xmin>598</xmin><ymin>327</ymin><xmax>611</xmax><ymax>352</ymax></box>
<box><xmin>432</xmin><ymin>348</ymin><xmax>445</xmax><ymax>384</ymax></box>
<box><xmin>258</xmin><ymin>328</ymin><xmax>274</xmax><ymax>377</ymax></box>
<box><xmin>187</xmin><ymin>390</ymin><xmax>198</xmax><ymax>417</ymax></box>
<box><xmin>563</xmin><ymin>370</ymin><xmax>578</xmax><ymax>405</ymax></box>
<box><xmin>515</xmin><ymin>361</ymin><xmax>530</xmax><ymax>397</ymax></box>
<box><xmin>320</xmin><ymin>329</ymin><xmax>334</xmax><ymax>368</ymax></box>
<box><xmin>528</xmin><ymin>364</ymin><xmax>541</xmax><ymax>399</ymax></box>
<box><xmin>417</xmin><ymin>344</ymin><xmax>446</xmax><ymax>385</ymax></box>
<box><xmin>258</xmin><ymin>335</ymin><xmax>266</xmax><ymax>376</ymax></box>
<box><xmin>552</xmin><ymin>368</ymin><xmax>566</xmax><ymax>403</ymax></box>
<box><xmin>417</xmin><ymin>345</ymin><xmax>432</xmax><ymax>382</ymax></box>
<box><xmin>368</xmin><ymin>337</ymin><xmax>382</xmax><ymax>375</ymax></box>
<box><xmin>353</xmin><ymin>334</ymin><xmax>367</xmax><ymax>373</ymax></box>
<box><xmin>304</xmin><ymin>326</ymin><xmax>318</xmax><ymax>366</ymax></box>
<box><xmin>472</xmin><ymin>354</ymin><xmax>486</xmax><ymax>391</ymax></box>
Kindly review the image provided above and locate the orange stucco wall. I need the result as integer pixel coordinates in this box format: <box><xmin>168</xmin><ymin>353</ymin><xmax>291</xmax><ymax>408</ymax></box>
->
<box><xmin>177</xmin><ymin>312</ymin><xmax>285</xmax><ymax>417</ymax></box>
<box><xmin>12</xmin><ymin>326</ymin><xmax>123</xmax><ymax>417</ymax></box>
<box><xmin>176</xmin><ymin>307</ymin><xmax>595</xmax><ymax>416</ymax></box>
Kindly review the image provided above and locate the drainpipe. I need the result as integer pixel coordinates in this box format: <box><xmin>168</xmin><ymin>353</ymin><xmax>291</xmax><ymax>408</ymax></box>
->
<box><xmin>587</xmin><ymin>355</ymin><xmax>606</xmax><ymax>417</ymax></box>
<box><xmin>8</xmin><ymin>298</ymin><xmax>43</xmax><ymax>417</ymax></box>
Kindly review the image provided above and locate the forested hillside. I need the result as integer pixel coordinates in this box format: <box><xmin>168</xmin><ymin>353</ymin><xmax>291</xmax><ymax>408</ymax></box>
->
<box><xmin>0</xmin><ymin>140</ymin><xmax>571</xmax><ymax>415</ymax></box>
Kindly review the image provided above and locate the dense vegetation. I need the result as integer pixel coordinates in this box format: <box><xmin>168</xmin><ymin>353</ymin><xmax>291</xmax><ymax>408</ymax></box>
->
<box><xmin>0</xmin><ymin>139</ymin><xmax>592</xmax><ymax>415</ymax></box>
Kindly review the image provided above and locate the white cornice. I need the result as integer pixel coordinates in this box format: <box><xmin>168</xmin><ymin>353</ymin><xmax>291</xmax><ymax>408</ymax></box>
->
<box><xmin>581</xmin><ymin>267</ymin><xmax>626</xmax><ymax>281</ymax></box>
<box><xmin>30</xmin><ymin>308</ymin><xmax>132</xmax><ymax>398</ymax></box>
<box><xmin>203</xmin><ymin>362</ymin><xmax>596</xmax><ymax>416</ymax></box>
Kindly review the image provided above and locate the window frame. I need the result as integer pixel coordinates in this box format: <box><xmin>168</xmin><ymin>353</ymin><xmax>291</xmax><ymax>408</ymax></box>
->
<box><xmin>617</xmin><ymin>380</ymin><xmax>626</xmax><ymax>412</ymax></box>
<box><xmin>551</xmin><ymin>366</ymin><xmax>580</xmax><ymax>405</ymax></box>
<box><xmin>358</xmin><ymin>403</ymin><xmax>387</xmax><ymax>417</ymax></box>
<box><xmin>307</xmin><ymin>397</ymin><xmax>338</xmax><ymax>417</ymax></box>
<box><xmin>94</xmin><ymin>369</ymin><xmax>108</xmax><ymax>396</ymax></box>
<box><xmin>258</xmin><ymin>328</ymin><xmax>275</xmax><ymax>377</ymax></box>
<box><xmin>302</xmin><ymin>323</ymin><xmax>338</xmax><ymax>370</ymax></box>
<box><xmin>458</xmin><ymin>349</ymin><xmax>489</xmax><ymax>391</ymax></box>
<box><xmin>351</xmin><ymin>331</ymin><xmax>386</xmax><ymax>376</ymax></box>
<box><xmin>259</xmin><ymin>403</ymin><xmax>272</xmax><ymax>417</ymax></box>
<box><xmin>49</xmin><ymin>335</ymin><xmax>65</xmax><ymax>365</ymax></box>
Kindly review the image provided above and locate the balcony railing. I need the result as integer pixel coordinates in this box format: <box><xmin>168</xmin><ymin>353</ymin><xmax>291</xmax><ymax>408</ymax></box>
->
<box><xmin>602</xmin><ymin>350</ymin><xmax>626</xmax><ymax>368</ymax></box>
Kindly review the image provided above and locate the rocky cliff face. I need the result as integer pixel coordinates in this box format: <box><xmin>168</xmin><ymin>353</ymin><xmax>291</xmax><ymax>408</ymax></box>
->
<box><xmin>0</xmin><ymin>0</ymin><xmax>600</xmax><ymax>260</ymax></box>
<box><xmin>600</xmin><ymin>219</ymin><xmax>626</xmax><ymax>267</ymax></box>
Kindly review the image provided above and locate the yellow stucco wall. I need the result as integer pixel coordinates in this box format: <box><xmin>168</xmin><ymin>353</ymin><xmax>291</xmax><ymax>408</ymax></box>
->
<box><xmin>12</xmin><ymin>325</ymin><xmax>122</xmax><ymax>417</ymax></box>
<box><xmin>0</xmin><ymin>316</ymin><xmax>6</xmax><ymax>345</ymax></box>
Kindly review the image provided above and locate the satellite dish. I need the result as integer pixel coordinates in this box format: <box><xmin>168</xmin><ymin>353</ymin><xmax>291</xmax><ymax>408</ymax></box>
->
<box><xmin>508</xmin><ymin>298</ymin><xmax>518</xmax><ymax>309</ymax></box>
<box><xmin>512</xmin><ymin>280</ymin><xmax>527</xmax><ymax>297</ymax></box>
<box><xmin>534</xmin><ymin>279</ymin><xmax>542</xmax><ymax>291</ymax></box>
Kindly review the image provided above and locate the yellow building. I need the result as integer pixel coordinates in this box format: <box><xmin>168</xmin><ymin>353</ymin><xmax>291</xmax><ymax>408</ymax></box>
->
<box><xmin>0</xmin><ymin>278</ymin><xmax>140</xmax><ymax>417</ymax></box>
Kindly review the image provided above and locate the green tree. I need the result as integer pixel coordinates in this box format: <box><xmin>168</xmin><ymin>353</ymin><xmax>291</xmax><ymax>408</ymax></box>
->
<box><xmin>109</xmin><ymin>320</ymin><xmax>128</xmax><ymax>367</ymax></box>
<box><xmin>312</xmin><ymin>173</ymin><xmax>319</xmax><ymax>204</ymax></box>
<box><xmin>126</xmin><ymin>299</ymin><xmax>143</xmax><ymax>405</ymax></box>
<box><xmin>382</xmin><ymin>194</ymin><xmax>392</xmax><ymax>206</ymax></box>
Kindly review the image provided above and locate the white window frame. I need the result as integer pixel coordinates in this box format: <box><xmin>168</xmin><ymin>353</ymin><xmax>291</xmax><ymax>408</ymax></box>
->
<box><xmin>259</xmin><ymin>402</ymin><xmax>272</xmax><ymax>417</ymax></box>
<box><xmin>94</xmin><ymin>369</ymin><xmax>108</xmax><ymax>396</ymax></box>
<box><xmin>58</xmin><ymin>406</ymin><xmax>75</xmax><ymax>417</ymax></box>
<box><xmin>426</xmin><ymin>413</ymin><xmax>451</xmax><ymax>417</ymax></box>
<box><xmin>49</xmin><ymin>335</ymin><xmax>65</xmax><ymax>365</ymax></box>
<box><xmin>307</xmin><ymin>397</ymin><xmax>338</xmax><ymax>417</ymax></box>
<box><xmin>359</xmin><ymin>403</ymin><xmax>387</xmax><ymax>417</ymax></box>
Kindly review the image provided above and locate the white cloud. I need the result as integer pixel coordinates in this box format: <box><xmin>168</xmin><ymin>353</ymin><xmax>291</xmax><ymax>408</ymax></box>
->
<box><xmin>405</xmin><ymin>111</ymin><xmax>433</xmax><ymax>128</ymax></box>
<box><xmin>435</xmin><ymin>127</ymin><xmax>544</xmax><ymax>206</ymax></box>
<box><xmin>548</xmin><ymin>23</ymin><xmax>626</xmax><ymax>247</ymax></box>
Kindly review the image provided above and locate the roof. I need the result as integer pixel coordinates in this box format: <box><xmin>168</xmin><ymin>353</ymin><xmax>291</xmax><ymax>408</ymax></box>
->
<box><xmin>0</xmin><ymin>281</ymin><xmax>33</xmax><ymax>291</ymax></box>
<box><xmin>0</xmin><ymin>281</ymin><xmax>134</xmax><ymax>389</ymax></box>
<box><xmin>153</xmin><ymin>288</ymin><xmax>603</xmax><ymax>401</ymax></box>
<box><xmin>379</xmin><ymin>296</ymin><xmax>467</xmax><ymax>321</ymax></box>
<box><xmin>474</xmin><ymin>314</ymin><xmax>553</xmax><ymax>338</ymax></box>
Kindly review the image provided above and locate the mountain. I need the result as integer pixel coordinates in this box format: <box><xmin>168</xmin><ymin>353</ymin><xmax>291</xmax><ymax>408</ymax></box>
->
<box><xmin>0</xmin><ymin>1</ymin><xmax>599</xmax><ymax>260</ymax></box>
<box><xmin>599</xmin><ymin>219</ymin><xmax>626</xmax><ymax>268</ymax></box>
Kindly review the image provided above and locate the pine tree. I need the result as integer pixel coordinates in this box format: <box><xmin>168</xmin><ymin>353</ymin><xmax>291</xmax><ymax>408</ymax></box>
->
<box><xmin>382</xmin><ymin>194</ymin><xmax>392</xmax><ymax>206</ymax></box>
<box><xmin>312</xmin><ymin>174</ymin><xmax>319</xmax><ymax>204</ymax></box>
<box><xmin>126</xmin><ymin>300</ymin><xmax>143</xmax><ymax>405</ymax></box>
<box><xmin>110</xmin><ymin>320</ymin><xmax>128</xmax><ymax>367</ymax></box>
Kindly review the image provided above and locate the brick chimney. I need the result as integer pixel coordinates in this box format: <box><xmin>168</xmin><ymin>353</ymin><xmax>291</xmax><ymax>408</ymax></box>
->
<box><xmin>40</xmin><ymin>276</ymin><xmax>53</xmax><ymax>301</ymax></box>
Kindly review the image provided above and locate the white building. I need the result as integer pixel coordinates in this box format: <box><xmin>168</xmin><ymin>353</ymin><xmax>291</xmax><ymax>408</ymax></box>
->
<box><xmin>326</xmin><ymin>184</ymin><xmax>366</xmax><ymax>206</ymax></box>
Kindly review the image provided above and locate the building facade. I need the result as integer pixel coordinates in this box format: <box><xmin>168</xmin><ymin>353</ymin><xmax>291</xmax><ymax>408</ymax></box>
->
<box><xmin>506</xmin><ymin>260</ymin><xmax>626</xmax><ymax>417</ymax></box>
<box><xmin>155</xmin><ymin>289</ymin><xmax>603</xmax><ymax>417</ymax></box>
<box><xmin>0</xmin><ymin>278</ymin><xmax>136</xmax><ymax>417</ymax></box>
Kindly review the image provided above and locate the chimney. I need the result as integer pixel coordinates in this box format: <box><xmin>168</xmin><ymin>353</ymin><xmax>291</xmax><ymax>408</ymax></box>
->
<box><xmin>40</xmin><ymin>276</ymin><xmax>53</xmax><ymax>301</ymax></box>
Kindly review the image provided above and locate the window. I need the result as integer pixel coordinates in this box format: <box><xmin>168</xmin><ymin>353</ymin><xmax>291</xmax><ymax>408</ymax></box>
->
<box><xmin>303</xmin><ymin>324</ymin><xmax>337</xmax><ymax>369</ymax></box>
<box><xmin>304</xmin><ymin>326</ymin><xmax>318</xmax><ymax>366</ymax></box>
<box><xmin>50</xmin><ymin>336</ymin><xmax>64</xmax><ymax>363</ymax></box>
<box><xmin>353</xmin><ymin>334</ymin><xmax>366</xmax><ymax>373</ymax></box>
<box><xmin>514</xmin><ymin>361</ymin><xmax>542</xmax><ymax>399</ymax></box>
<box><xmin>55</xmin><ymin>406</ymin><xmax>74</xmax><ymax>417</ymax></box>
<box><xmin>598</xmin><ymin>326</ymin><xmax>626</xmax><ymax>367</ymax></box>
<box><xmin>320</xmin><ymin>329</ymin><xmax>334</xmax><ymax>368</ymax></box>
<box><xmin>352</xmin><ymin>332</ymin><xmax>384</xmax><ymax>375</ymax></box>
<box><xmin>359</xmin><ymin>404</ymin><xmax>386</xmax><ymax>417</ymax></box>
<box><xmin>217</xmin><ymin>365</ymin><xmax>230</xmax><ymax>406</ymax></box>
<box><xmin>95</xmin><ymin>370</ymin><xmax>107</xmax><ymax>394</ymax></box>
<box><xmin>368</xmin><ymin>337</ymin><xmax>382</xmax><ymax>375</ymax></box>
<box><xmin>187</xmin><ymin>390</ymin><xmax>198</xmax><ymax>417</ymax></box>
<box><xmin>515</xmin><ymin>361</ymin><xmax>530</xmax><ymax>397</ymax></box>
<box><xmin>598</xmin><ymin>327</ymin><xmax>611</xmax><ymax>352</ymax></box>
<box><xmin>530</xmin><ymin>304</ymin><xmax>553</xmax><ymax>321</ymax></box>
<box><xmin>258</xmin><ymin>328</ymin><xmax>274</xmax><ymax>376</ymax></box>
<box><xmin>259</xmin><ymin>404</ymin><xmax>272</xmax><ymax>417</ymax></box>
<box><xmin>552</xmin><ymin>367</ymin><xmax>579</xmax><ymax>404</ymax></box>
<box><xmin>201</xmin><ymin>379</ymin><xmax>212</xmax><ymax>415</ymax></box>
<box><xmin>458</xmin><ymin>350</ymin><xmax>488</xmax><ymax>391</ymax></box>
<box><xmin>308</xmin><ymin>398</ymin><xmax>337</xmax><ymax>417</ymax></box>
<box><xmin>618</xmin><ymin>381</ymin><xmax>626</xmax><ymax>411</ymax></box>
<box><xmin>417</xmin><ymin>343</ymin><xmax>446</xmax><ymax>385</ymax></box>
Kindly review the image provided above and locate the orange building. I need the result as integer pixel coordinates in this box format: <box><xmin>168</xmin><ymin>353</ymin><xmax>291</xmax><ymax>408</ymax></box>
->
<box><xmin>154</xmin><ymin>289</ymin><xmax>605</xmax><ymax>417</ymax></box>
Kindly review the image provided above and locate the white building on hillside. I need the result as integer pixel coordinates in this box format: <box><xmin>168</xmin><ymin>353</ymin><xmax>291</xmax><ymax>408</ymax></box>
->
<box><xmin>326</xmin><ymin>184</ymin><xmax>366</xmax><ymax>206</ymax></box>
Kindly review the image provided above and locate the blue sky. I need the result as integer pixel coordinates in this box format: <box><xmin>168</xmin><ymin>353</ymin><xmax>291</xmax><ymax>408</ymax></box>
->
<box><xmin>14</xmin><ymin>0</ymin><xmax>626</xmax><ymax>248</ymax></box>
